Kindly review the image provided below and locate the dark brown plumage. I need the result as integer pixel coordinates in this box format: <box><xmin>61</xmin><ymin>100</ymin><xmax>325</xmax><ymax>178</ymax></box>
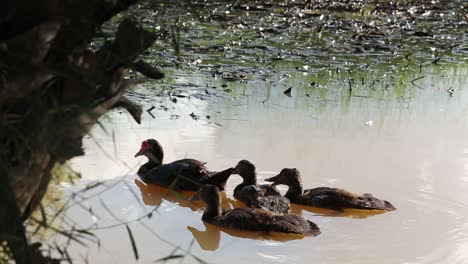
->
<box><xmin>233</xmin><ymin>160</ymin><xmax>290</xmax><ymax>214</ymax></box>
<box><xmin>191</xmin><ymin>185</ymin><xmax>320</xmax><ymax>236</ymax></box>
<box><xmin>135</xmin><ymin>139</ymin><xmax>233</xmax><ymax>190</ymax></box>
<box><xmin>265</xmin><ymin>168</ymin><xmax>396</xmax><ymax>211</ymax></box>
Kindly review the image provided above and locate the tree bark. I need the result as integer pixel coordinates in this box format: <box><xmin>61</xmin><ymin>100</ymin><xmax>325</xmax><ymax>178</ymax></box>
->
<box><xmin>0</xmin><ymin>0</ymin><xmax>164</xmax><ymax>262</ymax></box>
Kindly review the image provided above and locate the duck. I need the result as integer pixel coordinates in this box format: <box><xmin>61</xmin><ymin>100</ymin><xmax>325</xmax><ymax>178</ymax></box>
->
<box><xmin>232</xmin><ymin>160</ymin><xmax>290</xmax><ymax>214</ymax></box>
<box><xmin>135</xmin><ymin>139</ymin><xmax>234</xmax><ymax>191</ymax></box>
<box><xmin>190</xmin><ymin>185</ymin><xmax>320</xmax><ymax>236</ymax></box>
<box><xmin>265</xmin><ymin>168</ymin><xmax>396</xmax><ymax>211</ymax></box>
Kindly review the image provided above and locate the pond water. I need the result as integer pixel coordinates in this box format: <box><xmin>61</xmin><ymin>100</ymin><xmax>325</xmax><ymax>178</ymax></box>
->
<box><xmin>30</xmin><ymin>1</ymin><xmax>468</xmax><ymax>263</ymax></box>
<box><xmin>49</xmin><ymin>63</ymin><xmax>468</xmax><ymax>264</ymax></box>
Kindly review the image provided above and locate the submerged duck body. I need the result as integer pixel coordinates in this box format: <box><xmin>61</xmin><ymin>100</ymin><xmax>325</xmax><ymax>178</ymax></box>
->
<box><xmin>192</xmin><ymin>185</ymin><xmax>320</xmax><ymax>236</ymax></box>
<box><xmin>135</xmin><ymin>139</ymin><xmax>233</xmax><ymax>191</ymax></box>
<box><xmin>266</xmin><ymin>168</ymin><xmax>396</xmax><ymax>211</ymax></box>
<box><xmin>233</xmin><ymin>160</ymin><xmax>290</xmax><ymax>214</ymax></box>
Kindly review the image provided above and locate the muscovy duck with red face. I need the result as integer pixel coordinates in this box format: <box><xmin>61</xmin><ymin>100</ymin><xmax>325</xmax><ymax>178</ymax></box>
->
<box><xmin>135</xmin><ymin>139</ymin><xmax>234</xmax><ymax>191</ymax></box>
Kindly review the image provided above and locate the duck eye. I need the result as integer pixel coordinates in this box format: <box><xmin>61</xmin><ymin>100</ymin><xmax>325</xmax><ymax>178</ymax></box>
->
<box><xmin>141</xmin><ymin>140</ymin><xmax>150</xmax><ymax>149</ymax></box>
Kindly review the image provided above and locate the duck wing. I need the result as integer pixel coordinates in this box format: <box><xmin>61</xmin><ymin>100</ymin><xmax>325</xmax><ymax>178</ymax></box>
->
<box><xmin>259</xmin><ymin>184</ymin><xmax>282</xmax><ymax>196</ymax></box>
<box><xmin>171</xmin><ymin>159</ymin><xmax>208</xmax><ymax>174</ymax></box>
<box><xmin>235</xmin><ymin>185</ymin><xmax>290</xmax><ymax>214</ymax></box>
<box><xmin>211</xmin><ymin>208</ymin><xmax>319</xmax><ymax>236</ymax></box>
<box><xmin>269</xmin><ymin>213</ymin><xmax>320</xmax><ymax>236</ymax></box>
<box><xmin>257</xmin><ymin>195</ymin><xmax>291</xmax><ymax>214</ymax></box>
<box><xmin>296</xmin><ymin>187</ymin><xmax>359</xmax><ymax>210</ymax></box>
<box><xmin>300</xmin><ymin>187</ymin><xmax>396</xmax><ymax>211</ymax></box>
<box><xmin>353</xmin><ymin>193</ymin><xmax>396</xmax><ymax>211</ymax></box>
<box><xmin>208</xmin><ymin>207</ymin><xmax>268</xmax><ymax>232</ymax></box>
<box><xmin>140</xmin><ymin>159</ymin><xmax>208</xmax><ymax>190</ymax></box>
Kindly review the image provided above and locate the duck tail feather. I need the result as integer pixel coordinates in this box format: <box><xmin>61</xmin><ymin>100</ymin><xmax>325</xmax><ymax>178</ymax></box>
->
<box><xmin>305</xmin><ymin>220</ymin><xmax>321</xmax><ymax>237</ymax></box>
<box><xmin>384</xmin><ymin>200</ymin><xmax>397</xmax><ymax>211</ymax></box>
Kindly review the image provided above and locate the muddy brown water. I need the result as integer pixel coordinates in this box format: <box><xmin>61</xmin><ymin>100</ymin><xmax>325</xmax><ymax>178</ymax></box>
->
<box><xmin>45</xmin><ymin>64</ymin><xmax>468</xmax><ymax>263</ymax></box>
<box><xmin>21</xmin><ymin>1</ymin><xmax>468</xmax><ymax>262</ymax></box>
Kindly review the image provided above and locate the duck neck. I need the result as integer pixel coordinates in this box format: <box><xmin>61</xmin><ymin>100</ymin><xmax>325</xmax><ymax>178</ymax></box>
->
<box><xmin>137</xmin><ymin>156</ymin><xmax>162</xmax><ymax>176</ymax></box>
<box><xmin>202</xmin><ymin>199</ymin><xmax>221</xmax><ymax>220</ymax></box>
<box><xmin>147</xmin><ymin>151</ymin><xmax>163</xmax><ymax>166</ymax></box>
<box><xmin>235</xmin><ymin>172</ymin><xmax>257</xmax><ymax>193</ymax></box>
<box><xmin>285</xmin><ymin>180</ymin><xmax>303</xmax><ymax>199</ymax></box>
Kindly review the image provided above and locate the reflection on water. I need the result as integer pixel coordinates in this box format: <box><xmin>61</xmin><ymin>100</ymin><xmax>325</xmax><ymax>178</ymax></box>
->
<box><xmin>135</xmin><ymin>179</ymin><xmax>235</xmax><ymax>211</ymax></box>
<box><xmin>57</xmin><ymin>65</ymin><xmax>468</xmax><ymax>264</ymax></box>
<box><xmin>135</xmin><ymin>179</ymin><xmax>201</xmax><ymax>209</ymax></box>
<box><xmin>289</xmin><ymin>204</ymin><xmax>386</xmax><ymax>219</ymax></box>
<box><xmin>136</xmin><ymin>177</ymin><xmax>385</xmax><ymax>252</ymax></box>
<box><xmin>187</xmin><ymin>223</ymin><xmax>221</xmax><ymax>251</ymax></box>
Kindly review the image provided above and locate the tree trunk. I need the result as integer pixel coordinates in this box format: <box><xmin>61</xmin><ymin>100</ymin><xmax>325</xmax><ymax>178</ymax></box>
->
<box><xmin>0</xmin><ymin>0</ymin><xmax>163</xmax><ymax>262</ymax></box>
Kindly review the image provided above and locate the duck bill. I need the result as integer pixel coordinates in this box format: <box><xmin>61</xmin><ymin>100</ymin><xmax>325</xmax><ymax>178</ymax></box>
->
<box><xmin>189</xmin><ymin>191</ymin><xmax>201</xmax><ymax>202</ymax></box>
<box><xmin>134</xmin><ymin>148</ymin><xmax>145</xmax><ymax>157</ymax></box>
<box><xmin>233</xmin><ymin>165</ymin><xmax>240</xmax><ymax>174</ymax></box>
<box><xmin>264</xmin><ymin>174</ymin><xmax>281</xmax><ymax>186</ymax></box>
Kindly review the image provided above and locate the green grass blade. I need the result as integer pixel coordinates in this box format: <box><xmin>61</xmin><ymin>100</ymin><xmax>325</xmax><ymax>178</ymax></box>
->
<box><xmin>126</xmin><ymin>224</ymin><xmax>139</xmax><ymax>260</ymax></box>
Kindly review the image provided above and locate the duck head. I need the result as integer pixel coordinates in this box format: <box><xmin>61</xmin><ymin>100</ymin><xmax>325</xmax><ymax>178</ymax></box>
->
<box><xmin>134</xmin><ymin>139</ymin><xmax>164</xmax><ymax>165</ymax></box>
<box><xmin>190</xmin><ymin>185</ymin><xmax>222</xmax><ymax>218</ymax></box>
<box><xmin>234</xmin><ymin>160</ymin><xmax>257</xmax><ymax>184</ymax></box>
<box><xmin>190</xmin><ymin>184</ymin><xmax>220</xmax><ymax>203</ymax></box>
<box><xmin>265</xmin><ymin>168</ymin><xmax>301</xmax><ymax>187</ymax></box>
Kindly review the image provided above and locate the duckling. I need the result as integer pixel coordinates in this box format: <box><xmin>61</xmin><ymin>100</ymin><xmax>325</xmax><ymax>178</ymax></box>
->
<box><xmin>265</xmin><ymin>168</ymin><xmax>396</xmax><ymax>211</ymax></box>
<box><xmin>135</xmin><ymin>139</ymin><xmax>234</xmax><ymax>190</ymax></box>
<box><xmin>190</xmin><ymin>185</ymin><xmax>320</xmax><ymax>236</ymax></box>
<box><xmin>233</xmin><ymin>160</ymin><xmax>290</xmax><ymax>214</ymax></box>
